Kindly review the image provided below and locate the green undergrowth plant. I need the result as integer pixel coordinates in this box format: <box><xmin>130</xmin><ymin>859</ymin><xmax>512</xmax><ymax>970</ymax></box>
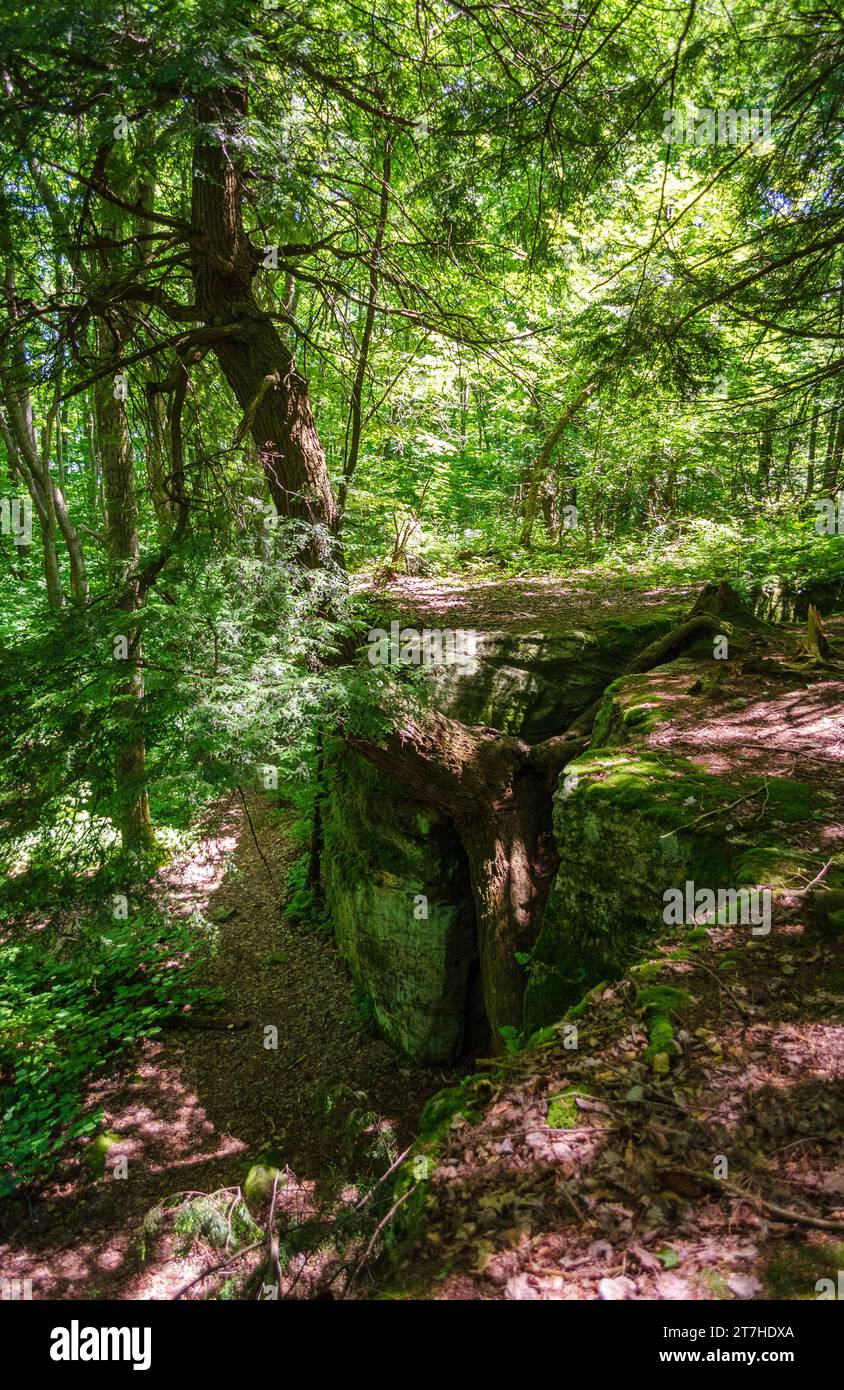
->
<box><xmin>636</xmin><ymin>984</ymin><xmax>692</xmax><ymax>1066</ymax></box>
<box><xmin>0</xmin><ymin>907</ymin><xmax>221</xmax><ymax>1193</ymax></box>
<box><xmin>339</xmin><ymin>986</ymin><xmax>378</xmax><ymax>1034</ymax></box>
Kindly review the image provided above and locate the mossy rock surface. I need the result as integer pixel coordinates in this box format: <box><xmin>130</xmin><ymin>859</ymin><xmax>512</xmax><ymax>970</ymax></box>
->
<box><xmin>243</xmin><ymin>1164</ymin><xmax>285</xmax><ymax>1214</ymax></box>
<box><xmin>425</xmin><ymin>613</ymin><xmax>682</xmax><ymax>741</ymax></box>
<box><xmin>83</xmin><ymin>1131</ymin><xmax>123</xmax><ymax>1177</ymax></box>
<box><xmin>322</xmin><ymin>737</ymin><xmax>478</xmax><ymax>1064</ymax></box>
<box><xmin>418</xmin><ymin>1074</ymin><xmax>493</xmax><ymax>1143</ymax></box>
<box><xmin>524</xmin><ymin>732</ymin><xmax>821</xmax><ymax>1034</ymax></box>
<box><xmin>546</xmin><ymin>1086</ymin><xmax>587</xmax><ymax>1129</ymax></box>
<box><xmin>321</xmin><ymin>602</ymin><xmax>685</xmax><ymax>1063</ymax></box>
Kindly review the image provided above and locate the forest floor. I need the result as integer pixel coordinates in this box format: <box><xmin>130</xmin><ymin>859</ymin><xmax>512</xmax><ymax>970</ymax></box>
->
<box><xmin>357</xmin><ymin>572</ymin><xmax>694</xmax><ymax>634</ymax></box>
<box><xmin>3</xmin><ymin>580</ymin><xmax>843</xmax><ymax>1302</ymax></box>
<box><xmin>0</xmin><ymin>793</ymin><xmax>467</xmax><ymax>1300</ymax></box>
<box><xmin>382</xmin><ymin>918</ymin><xmax>844</xmax><ymax>1302</ymax></box>
<box><xmin>374</xmin><ymin>605</ymin><xmax>844</xmax><ymax>1302</ymax></box>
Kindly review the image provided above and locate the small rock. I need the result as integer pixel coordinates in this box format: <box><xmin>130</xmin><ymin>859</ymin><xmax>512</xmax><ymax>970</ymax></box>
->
<box><xmin>505</xmin><ymin>1273</ymin><xmax>541</xmax><ymax>1300</ymax></box>
<box><xmin>598</xmin><ymin>1275</ymin><xmax>637</xmax><ymax>1300</ymax></box>
<box><xmin>243</xmin><ymin>1163</ymin><xmax>285</xmax><ymax>1214</ymax></box>
<box><xmin>727</xmin><ymin>1273</ymin><xmax>762</xmax><ymax>1299</ymax></box>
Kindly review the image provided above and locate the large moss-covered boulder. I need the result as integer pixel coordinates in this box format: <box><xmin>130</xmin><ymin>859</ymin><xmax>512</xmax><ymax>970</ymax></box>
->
<box><xmin>524</xmin><ymin>662</ymin><xmax>827</xmax><ymax>1035</ymax></box>
<box><xmin>423</xmin><ymin>611</ymin><xmax>686</xmax><ymax>740</ymax></box>
<box><xmin>323</xmin><ymin>597</ymin><xmax>688</xmax><ymax>1064</ymax></box>
<box><xmin>322</xmin><ymin>739</ymin><xmax>480</xmax><ymax>1064</ymax></box>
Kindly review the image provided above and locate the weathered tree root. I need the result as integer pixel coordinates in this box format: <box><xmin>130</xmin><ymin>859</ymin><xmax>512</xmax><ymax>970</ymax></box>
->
<box><xmin>347</xmin><ymin>580</ymin><xmax>756</xmax><ymax>1044</ymax></box>
<box><xmin>686</xmin><ymin>1170</ymin><xmax>844</xmax><ymax>1234</ymax></box>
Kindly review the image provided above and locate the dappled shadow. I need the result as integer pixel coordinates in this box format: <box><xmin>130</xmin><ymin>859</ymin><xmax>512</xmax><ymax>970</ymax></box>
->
<box><xmin>355</xmin><ymin>575</ymin><xmax>692</xmax><ymax>637</ymax></box>
<box><xmin>0</xmin><ymin>794</ymin><xmax>469</xmax><ymax>1299</ymax></box>
<box><xmin>381</xmin><ymin>919</ymin><xmax>844</xmax><ymax>1301</ymax></box>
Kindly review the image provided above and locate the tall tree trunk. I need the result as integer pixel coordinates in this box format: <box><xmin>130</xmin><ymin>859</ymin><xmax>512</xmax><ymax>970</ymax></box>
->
<box><xmin>806</xmin><ymin>397</ymin><xmax>820</xmax><ymax>497</ymax></box>
<box><xmin>0</xmin><ymin>401</ymin><xmax>63</xmax><ymax>607</ymax></box>
<box><xmin>351</xmin><ymin>713</ymin><xmax>560</xmax><ymax>1039</ymax></box>
<box><xmin>822</xmin><ymin>399</ymin><xmax>840</xmax><ymax>494</ymax></box>
<box><xmin>93</xmin><ymin>173</ymin><xmax>155</xmax><ymax>852</ymax></box>
<box><xmin>1</xmin><ymin>184</ymin><xmax>88</xmax><ymax>603</ymax></box>
<box><xmin>758</xmin><ymin>410</ymin><xmax>775</xmax><ymax>497</ymax></box>
<box><xmin>191</xmin><ymin>89</ymin><xmax>338</xmax><ymax>561</ymax></box>
<box><xmin>95</xmin><ymin>324</ymin><xmax>154</xmax><ymax>852</ymax></box>
<box><xmin>519</xmin><ymin>382</ymin><xmax>595</xmax><ymax>546</ymax></box>
<box><xmin>338</xmin><ymin>142</ymin><xmax>391</xmax><ymax>519</ymax></box>
<box><xmin>825</xmin><ymin>401</ymin><xmax>844</xmax><ymax>494</ymax></box>
<box><xmin>539</xmin><ymin>479</ymin><xmax>560</xmax><ymax>541</ymax></box>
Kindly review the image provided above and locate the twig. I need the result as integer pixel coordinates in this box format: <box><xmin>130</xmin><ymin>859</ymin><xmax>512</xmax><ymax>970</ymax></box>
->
<box><xmin>173</xmin><ymin>1240</ymin><xmax>264</xmax><ymax>1299</ymax></box>
<box><xmin>660</xmin><ymin>786</ymin><xmax>766</xmax><ymax>838</ymax></box>
<box><xmin>346</xmin><ymin>1185</ymin><xmax>418</xmax><ymax>1295</ymax></box>
<box><xmin>238</xmin><ymin>784</ymin><xmax>278</xmax><ymax>894</ymax></box>
<box><xmin>354</xmin><ymin>1146</ymin><xmax>413</xmax><ymax>1211</ymax></box>
<box><xmin>753</xmin><ymin>777</ymin><xmax>771</xmax><ymax>822</ymax></box>
<box><xmin>692</xmin><ymin>958</ymin><xmax>752</xmax><ymax>1017</ymax></box>
<box><xmin>688</xmin><ymin>1170</ymin><xmax>844</xmax><ymax>1233</ymax></box>
<box><xmin>796</xmin><ymin>860</ymin><xmax>834</xmax><ymax>895</ymax></box>
<box><xmin>265</xmin><ymin>1173</ymin><xmax>283</xmax><ymax>1297</ymax></box>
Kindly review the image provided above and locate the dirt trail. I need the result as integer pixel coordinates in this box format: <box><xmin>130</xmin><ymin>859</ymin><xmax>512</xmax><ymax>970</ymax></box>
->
<box><xmin>0</xmin><ymin>793</ymin><xmax>465</xmax><ymax>1299</ymax></box>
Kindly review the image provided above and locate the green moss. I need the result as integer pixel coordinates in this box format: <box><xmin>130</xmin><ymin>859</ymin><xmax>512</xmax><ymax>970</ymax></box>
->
<box><xmin>764</xmin><ymin>1240</ymin><xmax>844</xmax><ymax>1300</ymax></box>
<box><xmin>634</xmin><ymin>985</ymin><xmax>689</xmax><ymax>1064</ymax></box>
<box><xmin>591</xmin><ymin>671</ymin><xmax>694</xmax><ymax>745</ymax></box>
<box><xmin>381</xmin><ymin>1073</ymin><xmax>496</xmax><ymax>1273</ymax></box>
<box><xmin>700</xmin><ymin>1269</ymin><xmax>730</xmax><ymax>1298</ymax></box>
<box><xmin>418</xmin><ymin>1074</ymin><xmax>493</xmax><ymax>1143</ymax></box>
<box><xmin>526</xmin><ymin>1025</ymin><xmax>557</xmax><ymax>1048</ymax></box>
<box><xmin>523</xmin><ymin>937</ymin><xmax>615</xmax><ymax>1034</ymax></box>
<box><xmin>546</xmin><ymin>1086</ymin><xmax>588</xmax><ymax>1129</ymax></box>
<box><xmin>827</xmin><ymin>908</ymin><xmax>844</xmax><ymax>936</ymax></box>
<box><xmin>629</xmin><ymin>960</ymin><xmax>664</xmax><ymax>981</ymax></box>
<box><xmin>636</xmin><ymin>984</ymin><xmax>691</xmax><ymax>1015</ymax></box>
<box><xmin>83</xmin><ymin>1131</ymin><xmax>122</xmax><ymax>1178</ymax></box>
<box><xmin>734</xmin><ymin>847</ymin><xmax>817</xmax><ymax>889</ymax></box>
<box><xmin>321</xmin><ymin>734</ymin><xmax>477</xmax><ymax>1065</ymax></box>
<box><xmin>645</xmin><ymin>1016</ymin><xmax>675</xmax><ymax>1060</ymax></box>
<box><xmin>243</xmin><ymin>1164</ymin><xmax>285</xmax><ymax>1215</ymax></box>
<box><xmin>528</xmin><ymin>747</ymin><xmax>818</xmax><ymax>1036</ymax></box>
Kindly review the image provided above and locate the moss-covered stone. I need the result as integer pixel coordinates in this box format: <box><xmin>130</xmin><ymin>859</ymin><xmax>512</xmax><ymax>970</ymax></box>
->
<box><xmin>546</xmin><ymin>1086</ymin><xmax>587</xmax><ymax>1129</ymax></box>
<box><xmin>83</xmin><ymin>1130</ymin><xmax>122</xmax><ymax>1178</ymax></box>
<box><xmin>243</xmin><ymin>1164</ymin><xmax>285</xmax><ymax>1215</ymax></box>
<box><xmin>323</xmin><ymin>599</ymin><xmax>688</xmax><ymax>1064</ymax></box>
<box><xmin>590</xmin><ymin>664</ymin><xmax>704</xmax><ymax>747</ymax></box>
<box><xmin>523</xmin><ymin>736</ymin><xmax>821</xmax><ymax>1034</ymax></box>
<box><xmin>418</xmin><ymin>1074</ymin><xmax>494</xmax><ymax>1142</ymax></box>
<box><xmin>427</xmin><ymin>612</ymin><xmax>683</xmax><ymax>741</ymax></box>
<box><xmin>322</xmin><ymin>738</ymin><xmax>480</xmax><ymax>1065</ymax></box>
<box><xmin>636</xmin><ymin>984</ymin><xmax>692</xmax><ymax>1015</ymax></box>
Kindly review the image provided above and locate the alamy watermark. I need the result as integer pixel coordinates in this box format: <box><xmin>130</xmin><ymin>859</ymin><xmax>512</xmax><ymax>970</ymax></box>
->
<box><xmin>367</xmin><ymin>621</ymin><xmax>477</xmax><ymax>667</ymax></box>
<box><xmin>0</xmin><ymin>496</ymin><xmax>32</xmax><ymax>545</ymax></box>
<box><xmin>663</xmin><ymin>106</ymin><xmax>772</xmax><ymax>147</ymax></box>
<box><xmin>663</xmin><ymin>879</ymin><xmax>771</xmax><ymax>935</ymax></box>
<box><xmin>50</xmin><ymin>1320</ymin><xmax>151</xmax><ymax>1370</ymax></box>
<box><xmin>814</xmin><ymin>491</ymin><xmax>844</xmax><ymax>534</ymax></box>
